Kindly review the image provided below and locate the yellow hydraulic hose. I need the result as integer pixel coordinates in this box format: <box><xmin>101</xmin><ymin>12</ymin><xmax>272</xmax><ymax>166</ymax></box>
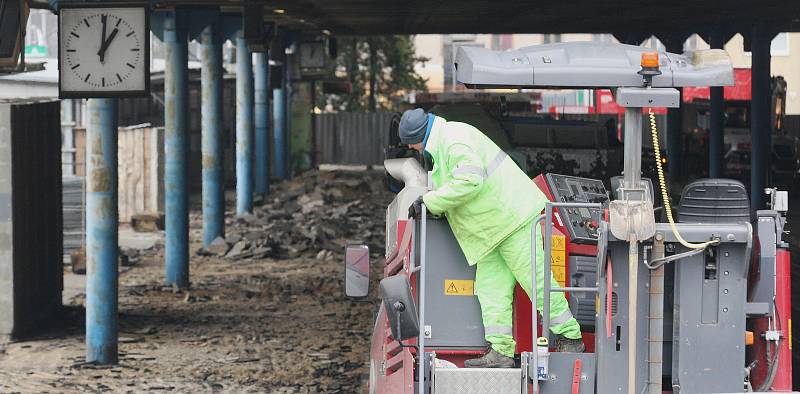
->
<box><xmin>648</xmin><ymin>107</ymin><xmax>719</xmax><ymax>249</ymax></box>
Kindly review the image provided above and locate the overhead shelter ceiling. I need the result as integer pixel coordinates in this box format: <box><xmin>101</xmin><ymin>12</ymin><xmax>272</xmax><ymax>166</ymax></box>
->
<box><xmin>156</xmin><ymin>1</ymin><xmax>800</xmax><ymax>36</ymax></box>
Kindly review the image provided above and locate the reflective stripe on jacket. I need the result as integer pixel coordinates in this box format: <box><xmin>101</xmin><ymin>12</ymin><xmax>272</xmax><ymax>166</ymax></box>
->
<box><xmin>421</xmin><ymin>115</ymin><xmax>549</xmax><ymax>265</ymax></box>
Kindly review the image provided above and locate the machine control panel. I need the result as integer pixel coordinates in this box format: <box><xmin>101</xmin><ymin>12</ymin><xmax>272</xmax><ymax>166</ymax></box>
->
<box><xmin>544</xmin><ymin>174</ymin><xmax>609</xmax><ymax>244</ymax></box>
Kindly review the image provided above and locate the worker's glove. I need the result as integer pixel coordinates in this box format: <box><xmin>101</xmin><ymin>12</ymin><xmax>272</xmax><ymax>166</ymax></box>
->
<box><xmin>408</xmin><ymin>196</ymin><xmax>424</xmax><ymax>220</ymax></box>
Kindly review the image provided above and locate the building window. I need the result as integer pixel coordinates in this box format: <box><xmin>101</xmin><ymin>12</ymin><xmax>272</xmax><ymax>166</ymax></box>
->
<box><xmin>543</xmin><ymin>34</ymin><xmax>561</xmax><ymax>44</ymax></box>
<box><xmin>771</xmin><ymin>33</ymin><xmax>789</xmax><ymax>56</ymax></box>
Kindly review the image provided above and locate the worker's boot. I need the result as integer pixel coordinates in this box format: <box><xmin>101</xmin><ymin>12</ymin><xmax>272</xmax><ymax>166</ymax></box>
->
<box><xmin>555</xmin><ymin>335</ymin><xmax>585</xmax><ymax>353</ymax></box>
<box><xmin>463</xmin><ymin>349</ymin><xmax>514</xmax><ymax>368</ymax></box>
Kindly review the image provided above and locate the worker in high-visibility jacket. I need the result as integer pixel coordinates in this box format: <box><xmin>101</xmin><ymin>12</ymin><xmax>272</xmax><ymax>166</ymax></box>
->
<box><xmin>399</xmin><ymin>108</ymin><xmax>584</xmax><ymax>368</ymax></box>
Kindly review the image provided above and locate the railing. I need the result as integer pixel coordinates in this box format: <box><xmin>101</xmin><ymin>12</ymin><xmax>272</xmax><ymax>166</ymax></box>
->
<box><xmin>529</xmin><ymin>201</ymin><xmax>602</xmax><ymax>394</ymax></box>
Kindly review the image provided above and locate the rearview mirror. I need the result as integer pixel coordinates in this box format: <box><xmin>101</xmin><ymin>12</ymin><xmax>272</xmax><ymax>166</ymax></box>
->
<box><xmin>344</xmin><ymin>245</ymin><xmax>370</xmax><ymax>298</ymax></box>
<box><xmin>380</xmin><ymin>275</ymin><xmax>419</xmax><ymax>341</ymax></box>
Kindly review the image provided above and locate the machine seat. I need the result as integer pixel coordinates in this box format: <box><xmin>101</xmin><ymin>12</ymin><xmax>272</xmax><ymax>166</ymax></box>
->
<box><xmin>677</xmin><ymin>178</ymin><xmax>750</xmax><ymax>223</ymax></box>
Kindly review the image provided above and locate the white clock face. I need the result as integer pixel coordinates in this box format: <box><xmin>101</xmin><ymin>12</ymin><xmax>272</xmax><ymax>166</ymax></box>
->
<box><xmin>59</xmin><ymin>7</ymin><xmax>148</xmax><ymax>96</ymax></box>
<box><xmin>300</xmin><ymin>42</ymin><xmax>326</xmax><ymax>69</ymax></box>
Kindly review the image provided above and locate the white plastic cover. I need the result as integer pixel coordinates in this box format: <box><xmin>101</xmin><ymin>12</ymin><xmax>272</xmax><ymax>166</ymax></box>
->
<box><xmin>455</xmin><ymin>42</ymin><xmax>734</xmax><ymax>89</ymax></box>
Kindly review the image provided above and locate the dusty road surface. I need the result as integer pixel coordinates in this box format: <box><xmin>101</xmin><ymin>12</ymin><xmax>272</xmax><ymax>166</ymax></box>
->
<box><xmin>0</xmin><ymin>170</ymin><xmax>392</xmax><ymax>393</ymax></box>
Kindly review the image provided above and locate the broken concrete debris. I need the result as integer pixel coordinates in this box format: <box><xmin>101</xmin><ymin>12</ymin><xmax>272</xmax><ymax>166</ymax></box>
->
<box><xmin>200</xmin><ymin>170</ymin><xmax>391</xmax><ymax>262</ymax></box>
<box><xmin>205</xmin><ymin>236</ymin><xmax>231</xmax><ymax>256</ymax></box>
<box><xmin>130</xmin><ymin>212</ymin><xmax>166</xmax><ymax>232</ymax></box>
<box><xmin>70</xmin><ymin>245</ymin><xmax>160</xmax><ymax>275</ymax></box>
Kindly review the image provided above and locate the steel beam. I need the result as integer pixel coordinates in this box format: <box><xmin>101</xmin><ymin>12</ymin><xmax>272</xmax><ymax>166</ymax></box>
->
<box><xmin>236</xmin><ymin>34</ymin><xmax>254</xmax><ymax>214</ymax></box>
<box><xmin>200</xmin><ymin>20</ymin><xmax>224</xmax><ymax>247</ymax></box>
<box><xmin>750</xmin><ymin>26</ymin><xmax>773</xmax><ymax>209</ymax></box>
<box><xmin>273</xmin><ymin>79</ymin><xmax>287</xmax><ymax>180</ymax></box>
<box><xmin>709</xmin><ymin>32</ymin><xmax>725</xmax><ymax>178</ymax></box>
<box><xmin>164</xmin><ymin>10</ymin><xmax>190</xmax><ymax>288</ymax></box>
<box><xmin>85</xmin><ymin>98</ymin><xmax>119</xmax><ymax>364</ymax></box>
<box><xmin>254</xmin><ymin>52</ymin><xmax>270</xmax><ymax>196</ymax></box>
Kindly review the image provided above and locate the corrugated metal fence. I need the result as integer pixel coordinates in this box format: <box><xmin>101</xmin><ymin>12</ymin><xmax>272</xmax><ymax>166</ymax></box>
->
<box><xmin>314</xmin><ymin>112</ymin><xmax>398</xmax><ymax>166</ymax></box>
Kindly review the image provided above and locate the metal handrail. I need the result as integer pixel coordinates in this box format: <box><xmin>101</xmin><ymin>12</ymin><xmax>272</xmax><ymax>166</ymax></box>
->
<box><xmin>541</xmin><ymin>202</ymin><xmax>602</xmax><ymax>333</ymax></box>
<box><xmin>418</xmin><ymin>204</ymin><xmax>428</xmax><ymax>394</ymax></box>
<box><xmin>530</xmin><ymin>201</ymin><xmax>602</xmax><ymax>393</ymax></box>
<box><xmin>530</xmin><ymin>214</ymin><xmax>546</xmax><ymax>394</ymax></box>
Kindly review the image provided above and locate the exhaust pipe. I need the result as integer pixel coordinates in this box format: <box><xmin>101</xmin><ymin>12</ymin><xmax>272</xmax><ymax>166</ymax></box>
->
<box><xmin>384</xmin><ymin>158</ymin><xmax>427</xmax><ymax>189</ymax></box>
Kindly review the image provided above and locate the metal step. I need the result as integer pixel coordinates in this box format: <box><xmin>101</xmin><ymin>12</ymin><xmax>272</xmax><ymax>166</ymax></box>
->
<box><xmin>433</xmin><ymin>368</ymin><xmax>521</xmax><ymax>394</ymax></box>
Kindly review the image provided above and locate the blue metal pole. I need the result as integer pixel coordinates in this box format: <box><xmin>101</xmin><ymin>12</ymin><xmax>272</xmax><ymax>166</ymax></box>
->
<box><xmin>273</xmin><ymin>78</ymin><xmax>286</xmax><ymax>179</ymax></box>
<box><xmin>85</xmin><ymin>98</ymin><xmax>119</xmax><ymax>364</ymax></box>
<box><xmin>709</xmin><ymin>87</ymin><xmax>725</xmax><ymax>178</ymax></box>
<box><xmin>236</xmin><ymin>35</ymin><xmax>254</xmax><ymax>214</ymax></box>
<box><xmin>709</xmin><ymin>32</ymin><xmax>725</xmax><ymax>179</ymax></box>
<box><xmin>283</xmin><ymin>63</ymin><xmax>292</xmax><ymax>180</ymax></box>
<box><xmin>272</xmin><ymin>65</ymin><xmax>288</xmax><ymax>179</ymax></box>
<box><xmin>164</xmin><ymin>10</ymin><xmax>189</xmax><ymax>287</ymax></box>
<box><xmin>666</xmin><ymin>90</ymin><xmax>683</xmax><ymax>178</ymax></box>
<box><xmin>751</xmin><ymin>26</ymin><xmax>772</xmax><ymax>209</ymax></box>
<box><xmin>200</xmin><ymin>21</ymin><xmax>224</xmax><ymax>247</ymax></box>
<box><xmin>254</xmin><ymin>52</ymin><xmax>270</xmax><ymax>196</ymax></box>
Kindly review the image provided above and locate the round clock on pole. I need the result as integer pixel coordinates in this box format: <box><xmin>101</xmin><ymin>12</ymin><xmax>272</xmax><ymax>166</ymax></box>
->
<box><xmin>59</xmin><ymin>3</ymin><xmax>150</xmax><ymax>98</ymax></box>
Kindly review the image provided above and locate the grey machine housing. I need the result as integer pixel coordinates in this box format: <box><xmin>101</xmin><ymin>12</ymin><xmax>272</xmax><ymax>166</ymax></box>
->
<box><xmin>454</xmin><ymin>41</ymin><xmax>733</xmax><ymax>89</ymax></box>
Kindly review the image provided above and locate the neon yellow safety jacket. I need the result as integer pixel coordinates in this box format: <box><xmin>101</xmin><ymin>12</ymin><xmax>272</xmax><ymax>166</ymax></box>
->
<box><xmin>422</xmin><ymin>115</ymin><xmax>549</xmax><ymax>265</ymax></box>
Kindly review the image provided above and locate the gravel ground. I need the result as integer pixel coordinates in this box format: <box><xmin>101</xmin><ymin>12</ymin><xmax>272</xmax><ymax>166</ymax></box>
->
<box><xmin>0</xmin><ymin>170</ymin><xmax>392</xmax><ymax>393</ymax></box>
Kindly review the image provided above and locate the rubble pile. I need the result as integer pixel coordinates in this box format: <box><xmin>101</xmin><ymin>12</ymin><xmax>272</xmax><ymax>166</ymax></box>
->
<box><xmin>199</xmin><ymin>169</ymin><xmax>393</xmax><ymax>261</ymax></box>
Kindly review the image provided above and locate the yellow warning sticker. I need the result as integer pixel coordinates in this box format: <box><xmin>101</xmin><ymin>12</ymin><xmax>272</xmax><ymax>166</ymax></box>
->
<box><xmin>551</xmin><ymin>235</ymin><xmax>566</xmax><ymax>251</ymax></box>
<box><xmin>551</xmin><ymin>247</ymin><xmax>567</xmax><ymax>287</ymax></box>
<box><xmin>790</xmin><ymin>319</ymin><xmax>793</xmax><ymax>350</ymax></box>
<box><xmin>444</xmin><ymin>279</ymin><xmax>474</xmax><ymax>296</ymax></box>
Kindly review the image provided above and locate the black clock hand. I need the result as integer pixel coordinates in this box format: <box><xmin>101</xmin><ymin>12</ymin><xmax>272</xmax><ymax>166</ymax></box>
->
<box><xmin>100</xmin><ymin>15</ymin><xmax>107</xmax><ymax>58</ymax></box>
<box><xmin>98</xmin><ymin>28</ymin><xmax>119</xmax><ymax>63</ymax></box>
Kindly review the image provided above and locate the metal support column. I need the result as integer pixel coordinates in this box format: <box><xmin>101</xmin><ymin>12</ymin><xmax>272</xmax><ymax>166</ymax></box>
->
<box><xmin>200</xmin><ymin>21</ymin><xmax>224</xmax><ymax>247</ymax></box>
<box><xmin>283</xmin><ymin>62</ymin><xmax>292</xmax><ymax>180</ymax></box>
<box><xmin>660</xmin><ymin>37</ymin><xmax>685</xmax><ymax>180</ymax></box>
<box><xmin>666</xmin><ymin>90</ymin><xmax>682</xmax><ymax>178</ymax></box>
<box><xmin>709</xmin><ymin>32</ymin><xmax>726</xmax><ymax>178</ymax></box>
<box><xmin>623</xmin><ymin>107</ymin><xmax>642</xmax><ymax>394</ymax></box>
<box><xmin>254</xmin><ymin>52</ymin><xmax>270</xmax><ymax>196</ymax></box>
<box><xmin>624</xmin><ymin>108</ymin><xmax>643</xmax><ymax>188</ymax></box>
<box><xmin>751</xmin><ymin>26</ymin><xmax>773</xmax><ymax>209</ymax></box>
<box><xmin>164</xmin><ymin>10</ymin><xmax>189</xmax><ymax>287</ymax></box>
<box><xmin>85</xmin><ymin>98</ymin><xmax>119</xmax><ymax>364</ymax></box>
<box><xmin>236</xmin><ymin>34</ymin><xmax>254</xmax><ymax>214</ymax></box>
<box><xmin>273</xmin><ymin>79</ymin><xmax>287</xmax><ymax>180</ymax></box>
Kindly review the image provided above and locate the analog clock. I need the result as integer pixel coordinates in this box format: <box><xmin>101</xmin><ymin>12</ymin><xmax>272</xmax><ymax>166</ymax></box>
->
<box><xmin>59</xmin><ymin>5</ymin><xmax>149</xmax><ymax>98</ymax></box>
<box><xmin>299</xmin><ymin>41</ymin><xmax>327</xmax><ymax>70</ymax></box>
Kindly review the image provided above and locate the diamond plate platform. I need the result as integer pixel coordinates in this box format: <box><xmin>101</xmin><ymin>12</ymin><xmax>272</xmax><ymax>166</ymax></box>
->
<box><xmin>433</xmin><ymin>368</ymin><xmax>521</xmax><ymax>394</ymax></box>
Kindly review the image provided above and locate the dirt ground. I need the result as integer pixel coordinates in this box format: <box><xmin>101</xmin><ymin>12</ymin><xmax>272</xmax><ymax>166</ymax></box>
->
<box><xmin>0</xmin><ymin>170</ymin><xmax>391</xmax><ymax>393</ymax></box>
<box><xmin>2</xmin><ymin>168</ymin><xmax>799</xmax><ymax>393</ymax></box>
